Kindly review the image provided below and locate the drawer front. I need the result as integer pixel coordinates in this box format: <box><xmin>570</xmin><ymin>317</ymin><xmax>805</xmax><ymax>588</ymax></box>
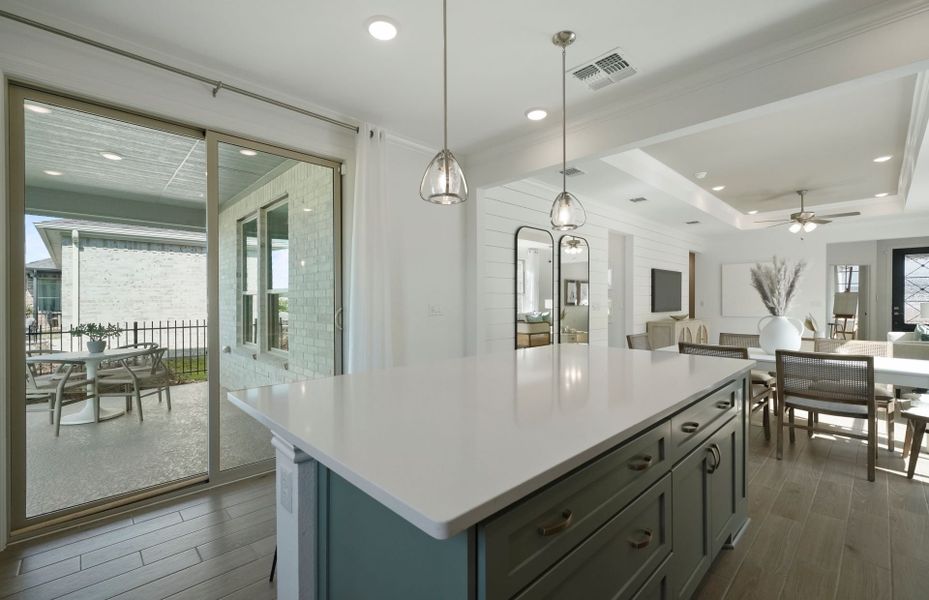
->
<box><xmin>480</xmin><ymin>422</ymin><xmax>671</xmax><ymax>599</ymax></box>
<box><xmin>632</xmin><ymin>554</ymin><xmax>672</xmax><ymax>600</ymax></box>
<box><xmin>670</xmin><ymin>380</ymin><xmax>741</xmax><ymax>462</ymax></box>
<box><xmin>514</xmin><ymin>474</ymin><xmax>672</xmax><ymax>600</ymax></box>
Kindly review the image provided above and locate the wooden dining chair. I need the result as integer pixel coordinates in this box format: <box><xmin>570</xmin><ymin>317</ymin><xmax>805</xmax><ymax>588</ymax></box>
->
<box><xmin>679</xmin><ymin>342</ymin><xmax>774</xmax><ymax>439</ymax></box>
<box><xmin>813</xmin><ymin>338</ymin><xmax>896</xmax><ymax>452</ymax></box>
<box><xmin>718</xmin><ymin>333</ymin><xmax>778</xmax><ymax>435</ymax></box>
<box><xmin>775</xmin><ymin>350</ymin><xmax>877</xmax><ymax>481</ymax></box>
<box><xmin>626</xmin><ymin>333</ymin><xmax>651</xmax><ymax>350</ymax></box>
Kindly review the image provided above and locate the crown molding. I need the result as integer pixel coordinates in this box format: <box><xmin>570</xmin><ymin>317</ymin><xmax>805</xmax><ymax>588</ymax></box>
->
<box><xmin>900</xmin><ymin>71</ymin><xmax>929</xmax><ymax>205</ymax></box>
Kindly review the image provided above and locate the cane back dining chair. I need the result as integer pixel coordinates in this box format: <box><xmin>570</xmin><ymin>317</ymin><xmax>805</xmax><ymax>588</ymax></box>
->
<box><xmin>813</xmin><ymin>338</ymin><xmax>896</xmax><ymax>452</ymax></box>
<box><xmin>775</xmin><ymin>350</ymin><xmax>877</xmax><ymax>481</ymax></box>
<box><xmin>679</xmin><ymin>342</ymin><xmax>774</xmax><ymax>439</ymax></box>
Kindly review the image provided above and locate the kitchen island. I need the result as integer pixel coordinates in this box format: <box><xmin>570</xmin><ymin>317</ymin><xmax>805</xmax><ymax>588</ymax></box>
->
<box><xmin>228</xmin><ymin>345</ymin><xmax>751</xmax><ymax>600</ymax></box>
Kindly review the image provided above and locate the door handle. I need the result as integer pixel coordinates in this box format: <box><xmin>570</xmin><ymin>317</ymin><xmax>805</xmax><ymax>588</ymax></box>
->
<box><xmin>705</xmin><ymin>447</ymin><xmax>718</xmax><ymax>473</ymax></box>
<box><xmin>335</xmin><ymin>307</ymin><xmax>344</xmax><ymax>331</ymax></box>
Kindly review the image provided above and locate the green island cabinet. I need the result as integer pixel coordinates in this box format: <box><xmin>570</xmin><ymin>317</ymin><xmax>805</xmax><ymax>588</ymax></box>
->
<box><xmin>314</xmin><ymin>377</ymin><xmax>748</xmax><ymax>599</ymax></box>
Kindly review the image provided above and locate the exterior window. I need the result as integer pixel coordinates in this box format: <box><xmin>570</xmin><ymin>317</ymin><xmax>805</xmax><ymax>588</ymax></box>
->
<box><xmin>835</xmin><ymin>265</ymin><xmax>859</xmax><ymax>294</ymax></box>
<box><xmin>241</xmin><ymin>217</ymin><xmax>258</xmax><ymax>344</ymax></box>
<box><xmin>266</xmin><ymin>202</ymin><xmax>289</xmax><ymax>351</ymax></box>
<box><xmin>35</xmin><ymin>276</ymin><xmax>61</xmax><ymax>313</ymax></box>
<box><xmin>901</xmin><ymin>253</ymin><xmax>929</xmax><ymax>324</ymax></box>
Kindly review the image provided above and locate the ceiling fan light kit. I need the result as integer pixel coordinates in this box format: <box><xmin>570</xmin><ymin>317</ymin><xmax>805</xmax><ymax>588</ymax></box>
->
<box><xmin>756</xmin><ymin>189</ymin><xmax>860</xmax><ymax>233</ymax></box>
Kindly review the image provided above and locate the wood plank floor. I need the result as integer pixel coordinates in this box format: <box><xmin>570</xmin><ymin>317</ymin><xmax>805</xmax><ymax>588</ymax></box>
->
<box><xmin>0</xmin><ymin>474</ymin><xmax>276</xmax><ymax>600</ymax></box>
<box><xmin>698</xmin><ymin>415</ymin><xmax>929</xmax><ymax>600</ymax></box>
<box><xmin>3</xmin><ymin>417</ymin><xmax>929</xmax><ymax>599</ymax></box>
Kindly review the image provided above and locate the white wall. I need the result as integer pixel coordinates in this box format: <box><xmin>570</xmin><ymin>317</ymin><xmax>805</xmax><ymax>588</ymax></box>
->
<box><xmin>474</xmin><ymin>179</ymin><xmax>705</xmax><ymax>353</ymax></box>
<box><xmin>697</xmin><ymin>214</ymin><xmax>929</xmax><ymax>342</ymax></box>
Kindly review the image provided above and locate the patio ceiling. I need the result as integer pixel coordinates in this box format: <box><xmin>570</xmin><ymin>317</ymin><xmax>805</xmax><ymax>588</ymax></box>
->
<box><xmin>23</xmin><ymin>99</ymin><xmax>288</xmax><ymax>212</ymax></box>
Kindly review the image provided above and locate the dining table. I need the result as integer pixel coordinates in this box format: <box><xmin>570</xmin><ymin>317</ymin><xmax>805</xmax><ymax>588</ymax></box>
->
<box><xmin>26</xmin><ymin>347</ymin><xmax>152</xmax><ymax>425</ymax></box>
<box><xmin>658</xmin><ymin>344</ymin><xmax>929</xmax><ymax>388</ymax></box>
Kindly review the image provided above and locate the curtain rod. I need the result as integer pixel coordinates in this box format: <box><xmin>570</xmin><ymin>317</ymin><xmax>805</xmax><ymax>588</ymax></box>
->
<box><xmin>0</xmin><ymin>9</ymin><xmax>360</xmax><ymax>134</ymax></box>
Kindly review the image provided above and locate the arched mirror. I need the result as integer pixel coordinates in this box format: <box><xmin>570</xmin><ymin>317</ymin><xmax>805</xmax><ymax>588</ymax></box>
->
<box><xmin>559</xmin><ymin>235</ymin><xmax>589</xmax><ymax>344</ymax></box>
<box><xmin>515</xmin><ymin>227</ymin><xmax>555</xmax><ymax>348</ymax></box>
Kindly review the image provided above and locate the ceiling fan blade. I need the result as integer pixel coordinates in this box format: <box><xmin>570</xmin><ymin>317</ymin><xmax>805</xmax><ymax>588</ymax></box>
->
<box><xmin>815</xmin><ymin>211</ymin><xmax>860</xmax><ymax>219</ymax></box>
<box><xmin>754</xmin><ymin>219</ymin><xmax>791</xmax><ymax>223</ymax></box>
<box><xmin>811</xmin><ymin>219</ymin><xmax>832</xmax><ymax>225</ymax></box>
<box><xmin>765</xmin><ymin>222</ymin><xmax>791</xmax><ymax>229</ymax></box>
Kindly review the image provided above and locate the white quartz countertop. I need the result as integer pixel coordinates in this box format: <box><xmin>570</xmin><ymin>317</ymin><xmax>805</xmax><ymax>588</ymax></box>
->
<box><xmin>227</xmin><ymin>345</ymin><xmax>751</xmax><ymax>539</ymax></box>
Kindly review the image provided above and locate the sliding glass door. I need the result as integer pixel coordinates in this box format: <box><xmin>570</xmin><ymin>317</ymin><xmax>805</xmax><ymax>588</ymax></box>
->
<box><xmin>208</xmin><ymin>132</ymin><xmax>341</xmax><ymax>475</ymax></box>
<box><xmin>7</xmin><ymin>86</ymin><xmax>342</xmax><ymax>533</ymax></box>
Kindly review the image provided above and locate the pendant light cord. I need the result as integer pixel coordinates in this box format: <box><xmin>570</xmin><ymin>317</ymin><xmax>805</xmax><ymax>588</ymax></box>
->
<box><xmin>443</xmin><ymin>0</ymin><xmax>448</xmax><ymax>152</ymax></box>
<box><xmin>562</xmin><ymin>44</ymin><xmax>567</xmax><ymax>194</ymax></box>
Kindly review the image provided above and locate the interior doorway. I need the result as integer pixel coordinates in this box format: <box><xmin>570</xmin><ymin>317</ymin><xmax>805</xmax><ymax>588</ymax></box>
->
<box><xmin>891</xmin><ymin>247</ymin><xmax>929</xmax><ymax>332</ymax></box>
<box><xmin>689</xmin><ymin>252</ymin><xmax>697</xmax><ymax>319</ymax></box>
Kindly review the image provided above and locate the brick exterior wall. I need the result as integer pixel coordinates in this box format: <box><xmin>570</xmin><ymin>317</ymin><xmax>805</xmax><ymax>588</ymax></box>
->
<box><xmin>219</xmin><ymin>161</ymin><xmax>335</xmax><ymax>391</ymax></box>
<box><xmin>59</xmin><ymin>236</ymin><xmax>207</xmax><ymax>328</ymax></box>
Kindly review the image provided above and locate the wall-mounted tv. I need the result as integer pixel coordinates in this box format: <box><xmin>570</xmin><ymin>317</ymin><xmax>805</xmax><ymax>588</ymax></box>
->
<box><xmin>651</xmin><ymin>269</ymin><xmax>682</xmax><ymax>312</ymax></box>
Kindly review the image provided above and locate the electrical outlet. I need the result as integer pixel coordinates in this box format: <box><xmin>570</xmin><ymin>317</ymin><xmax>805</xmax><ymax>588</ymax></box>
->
<box><xmin>428</xmin><ymin>304</ymin><xmax>443</xmax><ymax>317</ymax></box>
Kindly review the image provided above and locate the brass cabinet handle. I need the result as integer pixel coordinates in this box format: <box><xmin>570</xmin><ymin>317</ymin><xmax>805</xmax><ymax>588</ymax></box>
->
<box><xmin>628</xmin><ymin>528</ymin><xmax>653</xmax><ymax>549</ymax></box>
<box><xmin>681</xmin><ymin>421</ymin><xmax>700</xmax><ymax>434</ymax></box>
<box><xmin>715</xmin><ymin>400</ymin><xmax>730</xmax><ymax>409</ymax></box>
<box><xmin>628</xmin><ymin>455</ymin><xmax>654</xmax><ymax>471</ymax></box>
<box><xmin>538</xmin><ymin>510</ymin><xmax>573</xmax><ymax>536</ymax></box>
<box><xmin>705</xmin><ymin>446</ymin><xmax>718</xmax><ymax>473</ymax></box>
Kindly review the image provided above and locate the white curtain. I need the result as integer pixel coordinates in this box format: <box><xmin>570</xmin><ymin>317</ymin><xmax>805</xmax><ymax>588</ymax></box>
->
<box><xmin>346</xmin><ymin>124</ymin><xmax>393</xmax><ymax>373</ymax></box>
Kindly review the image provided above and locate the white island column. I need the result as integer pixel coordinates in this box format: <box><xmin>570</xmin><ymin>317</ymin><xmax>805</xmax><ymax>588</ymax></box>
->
<box><xmin>271</xmin><ymin>433</ymin><xmax>317</xmax><ymax>600</ymax></box>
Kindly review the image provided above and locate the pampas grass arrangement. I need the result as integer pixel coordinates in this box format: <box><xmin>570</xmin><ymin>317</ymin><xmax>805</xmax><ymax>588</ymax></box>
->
<box><xmin>750</xmin><ymin>257</ymin><xmax>806</xmax><ymax>316</ymax></box>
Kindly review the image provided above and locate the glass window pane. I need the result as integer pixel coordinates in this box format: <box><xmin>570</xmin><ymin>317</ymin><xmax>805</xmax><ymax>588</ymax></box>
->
<box><xmin>268</xmin><ymin>294</ymin><xmax>288</xmax><ymax>351</ymax></box>
<box><xmin>267</xmin><ymin>203</ymin><xmax>289</xmax><ymax>291</ymax></box>
<box><xmin>904</xmin><ymin>254</ymin><xmax>929</xmax><ymax>323</ymax></box>
<box><xmin>242</xmin><ymin>218</ymin><xmax>258</xmax><ymax>292</ymax></box>
<box><xmin>242</xmin><ymin>294</ymin><xmax>256</xmax><ymax>344</ymax></box>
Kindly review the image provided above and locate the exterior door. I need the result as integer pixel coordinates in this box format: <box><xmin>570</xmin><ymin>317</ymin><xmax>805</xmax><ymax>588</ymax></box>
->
<box><xmin>891</xmin><ymin>247</ymin><xmax>929</xmax><ymax>332</ymax></box>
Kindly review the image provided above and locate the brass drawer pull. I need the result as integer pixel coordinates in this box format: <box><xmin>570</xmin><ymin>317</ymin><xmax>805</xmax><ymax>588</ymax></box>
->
<box><xmin>628</xmin><ymin>528</ymin><xmax>653</xmax><ymax>549</ymax></box>
<box><xmin>715</xmin><ymin>400</ymin><xmax>730</xmax><ymax>409</ymax></box>
<box><xmin>538</xmin><ymin>510</ymin><xmax>574</xmax><ymax>536</ymax></box>
<box><xmin>628</xmin><ymin>455</ymin><xmax>654</xmax><ymax>471</ymax></box>
<box><xmin>681</xmin><ymin>421</ymin><xmax>700</xmax><ymax>434</ymax></box>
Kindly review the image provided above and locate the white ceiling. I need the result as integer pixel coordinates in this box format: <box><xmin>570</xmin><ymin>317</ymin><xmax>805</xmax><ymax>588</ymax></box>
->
<box><xmin>643</xmin><ymin>74</ymin><xmax>916</xmax><ymax>215</ymax></box>
<box><xmin>532</xmin><ymin>156</ymin><xmax>735</xmax><ymax>234</ymax></box>
<box><xmin>3</xmin><ymin>0</ymin><xmax>895</xmax><ymax>151</ymax></box>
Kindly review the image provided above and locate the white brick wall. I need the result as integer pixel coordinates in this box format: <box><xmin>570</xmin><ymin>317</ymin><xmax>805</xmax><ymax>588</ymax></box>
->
<box><xmin>219</xmin><ymin>161</ymin><xmax>335</xmax><ymax>390</ymax></box>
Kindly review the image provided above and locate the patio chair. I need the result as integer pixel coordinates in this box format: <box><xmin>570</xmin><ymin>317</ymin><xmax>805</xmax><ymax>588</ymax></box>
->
<box><xmin>97</xmin><ymin>348</ymin><xmax>173</xmax><ymax>421</ymax></box>
<box><xmin>679</xmin><ymin>342</ymin><xmax>774</xmax><ymax>439</ymax></box>
<box><xmin>27</xmin><ymin>364</ymin><xmax>93</xmax><ymax>436</ymax></box>
<box><xmin>813</xmin><ymin>338</ymin><xmax>896</xmax><ymax>452</ymax></box>
<box><xmin>775</xmin><ymin>350</ymin><xmax>877</xmax><ymax>481</ymax></box>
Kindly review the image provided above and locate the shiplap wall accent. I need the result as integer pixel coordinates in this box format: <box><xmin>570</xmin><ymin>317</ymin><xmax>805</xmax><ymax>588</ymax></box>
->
<box><xmin>477</xmin><ymin>179</ymin><xmax>705</xmax><ymax>354</ymax></box>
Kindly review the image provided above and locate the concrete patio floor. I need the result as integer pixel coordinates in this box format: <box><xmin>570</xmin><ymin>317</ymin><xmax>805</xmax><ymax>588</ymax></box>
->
<box><xmin>26</xmin><ymin>382</ymin><xmax>274</xmax><ymax>517</ymax></box>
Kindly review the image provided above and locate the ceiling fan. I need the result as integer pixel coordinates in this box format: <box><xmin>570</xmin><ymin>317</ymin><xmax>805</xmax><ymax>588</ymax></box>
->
<box><xmin>754</xmin><ymin>190</ymin><xmax>860</xmax><ymax>233</ymax></box>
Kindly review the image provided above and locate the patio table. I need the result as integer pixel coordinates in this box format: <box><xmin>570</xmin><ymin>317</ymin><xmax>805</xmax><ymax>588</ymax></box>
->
<box><xmin>26</xmin><ymin>347</ymin><xmax>152</xmax><ymax>426</ymax></box>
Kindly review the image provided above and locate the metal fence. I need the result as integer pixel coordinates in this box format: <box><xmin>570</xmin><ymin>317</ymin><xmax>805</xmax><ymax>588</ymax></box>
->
<box><xmin>26</xmin><ymin>320</ymin><xmax>208</xmax><ymax>378</ymax></box>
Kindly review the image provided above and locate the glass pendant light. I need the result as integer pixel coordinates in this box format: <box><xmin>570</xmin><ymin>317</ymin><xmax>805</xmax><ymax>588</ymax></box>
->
<box><xmin>420</xmin><ymin>0</ymin><xmax>468</xmax><ymax>204</ymax></box>
<box><xmin>550</xmin><ymin>31</ymin><xmax>586</xmax><ymax>231</ymax></box>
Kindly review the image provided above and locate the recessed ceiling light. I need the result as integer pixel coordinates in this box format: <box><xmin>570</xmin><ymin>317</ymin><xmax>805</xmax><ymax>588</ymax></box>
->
<box><xmin>873</xmin><ymin>155</ymin><xmax>893</xmax><ymax>163</ymax></box>
<box><xmin>303</xmin><ymin>208</ymin><xmax>313</xmax><ymax>212</ymax></box>
<box><xmin>694</xmin><ymin>171</ymin><xmax>708</xmax><ymax>179</ymax></box>
<box><xmin>747</xmin><ymin>210</ymin><xmax>759</xmax><ymax>215</ymax></box>
<box><xmin>43</xmin><ymin>170</ymin><xmax>63</xmax><ymax>176</ymax></box>
<box><xmin>367</xmin><ymin>17</ymin><xmax>398</xmax><ymax>41</ymax></box>
<box><xmin>875</xmin><ymin>192</ymin><xmax>889</xmax><ymax>198</ymax></box>
<box><xmin>525</xmin><ymin>108</ymin><xmax>547</xmax><ymax>121</ymax></box>
<box><xmin>25</xmin><ymin>103</ymin><xmax>51</xmax><ymax>114</ymax></box>
<box><xmin>712</xmin><ymin>185</ymin><xmax>726</xmax><ymax>192</ymax></box>
<box><xmin>239</xmin><ymin>149</ymin><xmax>257</xmax><ymax>157</ymax></box>
<box><xmin>100</xmin><ymin>151</ymin><xmax>123</xmax><ymax>161</ymax></box>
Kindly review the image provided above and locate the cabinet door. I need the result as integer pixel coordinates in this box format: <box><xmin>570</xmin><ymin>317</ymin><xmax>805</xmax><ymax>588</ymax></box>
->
<box><xmin>708</xmin><ymin>417</ymin><xmax>740</xmax><ymax>554</ymax></box>
<box><xmin>670</xmin><ymin>441</ymin><xmax>712</xmax><ymax>600</ymax></box>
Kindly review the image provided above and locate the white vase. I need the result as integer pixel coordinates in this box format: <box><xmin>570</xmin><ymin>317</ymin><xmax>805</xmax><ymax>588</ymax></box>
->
<box><xmin>757</xmin><ymin>315</ymin><xmax>803</xmax><ymax>355</ymax></box>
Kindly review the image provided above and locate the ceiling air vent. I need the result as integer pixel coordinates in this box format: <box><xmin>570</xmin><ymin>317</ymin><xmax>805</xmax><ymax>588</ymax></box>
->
<box><xmin>685</xmin><ymin>220</ymin><xmax>701</xmax><ymax>225</ymax></box>
<box><xmin>570</xmin><ymin>48</ymin><xmax>637</xmax><ymax>91</ymax></box>
<box><xmin>559</xmin><ymin>167</ymin><xmax>585</xmax><ymax>177</ymax></box>
<box><xmin>629</xmin><ymin>196</ymin><xmax>648</xmax><ymax>203</ymax></box>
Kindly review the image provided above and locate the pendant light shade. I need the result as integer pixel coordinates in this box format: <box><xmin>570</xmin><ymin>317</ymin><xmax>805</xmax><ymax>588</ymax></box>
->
<box><xmin>420</xmin><ymin>0</ymin><xmax>468</xmax><ymax>204</ymax></box>
<box><xmin>550</xmin><ymin>31</ymin><xmax>586</xmax><ymax>231</ymax></box>
<box><xmin>420</xmin><ymin>149</ymin><xmax>468</xmax><ymax>204</ymax></box>
<box><xmin>551</xmin><ymin>191</ymin><xmax>586</xmax><ymax>230</ymax></box>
